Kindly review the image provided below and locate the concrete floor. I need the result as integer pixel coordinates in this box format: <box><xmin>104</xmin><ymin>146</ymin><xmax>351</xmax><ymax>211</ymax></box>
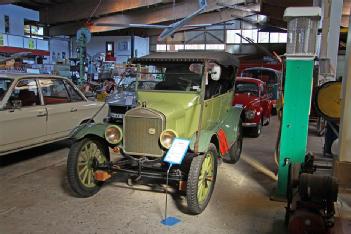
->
<box><xmin>0</xmin><ymin>117</ymin><xmax>348</xmax><ymax>234</ymax></box>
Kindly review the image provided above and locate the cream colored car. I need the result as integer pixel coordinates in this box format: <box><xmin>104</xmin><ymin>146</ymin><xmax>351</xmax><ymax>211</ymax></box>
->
<box><xmin>0</xmin><ymin>73</ymin><xmax>108</xmax><ymax>156</ymax></box>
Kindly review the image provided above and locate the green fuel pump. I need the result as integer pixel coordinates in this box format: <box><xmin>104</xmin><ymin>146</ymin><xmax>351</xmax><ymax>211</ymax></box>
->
<box><xmin>276</xmin><ymin>7</ymin><xmax>322</xmax><ymax>198</ymax></box>
<box><xmin>76</xmin><ymin>28</ymin><xmax>91</xmax><ymax>84</ymax></box>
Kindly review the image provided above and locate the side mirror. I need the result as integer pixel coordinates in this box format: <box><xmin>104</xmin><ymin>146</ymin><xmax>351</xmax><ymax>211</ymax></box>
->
<box><xmin>210</xmin><ymin>65</ymin><xmax>221</xmax><ymax>81</ymax></box>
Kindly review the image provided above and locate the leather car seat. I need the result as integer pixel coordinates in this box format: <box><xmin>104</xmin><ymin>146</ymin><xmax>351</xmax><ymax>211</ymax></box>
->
<box><xmin>18</xmin><ymin>90</ymin><xmax>37</xmax><ymax>106</ymax></box>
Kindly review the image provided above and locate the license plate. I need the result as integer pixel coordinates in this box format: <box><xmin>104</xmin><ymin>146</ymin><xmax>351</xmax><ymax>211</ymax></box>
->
<box><xmin>111</xmin><ymin>113</ymin><xmax>124</xmax><ymax>119</ymax></box>
<box><xmin>234</xmin><ymin>104</ymin><xmax>243</xmax><ymax>108</ymax></box>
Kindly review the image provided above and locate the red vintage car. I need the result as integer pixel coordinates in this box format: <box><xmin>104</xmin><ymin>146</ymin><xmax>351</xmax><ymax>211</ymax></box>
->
<box><xmin>233</xmin><ymin>77</ymin><xmax>273</xmax><ymax>137</ymax></box>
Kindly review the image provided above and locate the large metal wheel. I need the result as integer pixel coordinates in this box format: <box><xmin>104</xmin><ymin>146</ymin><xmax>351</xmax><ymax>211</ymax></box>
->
<box><xmin>67</xmin><ymin>138</ymin><xmax>109</xmax><ymax>197</ymax></box>
<box><xmin>186</xmin><ymin>143</ymin><xmax>218</xmax><ymax>214</ymax></box>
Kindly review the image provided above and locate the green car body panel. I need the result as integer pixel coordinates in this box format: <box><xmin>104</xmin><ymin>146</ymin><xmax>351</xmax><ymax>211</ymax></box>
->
<box><xmin>71</xmin><ymin>90</ymin><xmax>242</xmax><ymax>157</ymax></box>
<box><xmin>71</xmin><ymin>123</ymin><xmax>109</xmax><ymax>141</ymax></box>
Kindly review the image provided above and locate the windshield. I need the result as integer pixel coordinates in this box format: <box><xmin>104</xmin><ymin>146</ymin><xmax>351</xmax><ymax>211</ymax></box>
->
<box><xmin>242</xmin><ymin>69</ymin><xmax>277</xmax><ymax>85</ymax></box>
<box><xmin>137</xmin><ymin>63</ymin><xmax>203</xmax><ymax>92</ymax></box>
<box><xmin>0</xmin><ymin>78</ymin><xmax>13</xmax><ymax>102</ymax></box>
<box><xmin>127</xmin><ymin>81</ymin><xmax>159</xmax><ymax>91</ymax></box>
<box><xmin>235</xmin><ymin>82</ymin><xmax>259</xmax><ymax>96</ymax></box>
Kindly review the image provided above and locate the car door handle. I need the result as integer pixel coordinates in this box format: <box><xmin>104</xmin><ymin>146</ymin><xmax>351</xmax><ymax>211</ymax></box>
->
<box><xmin>70</xmin><ymin>108</ymin><xmax>78</xmax><ymax>112</ymax></box>
<box><xmin>37</xmin><ymin>111</ymin><xmax>47</xmax><ymax>117</ymax></box>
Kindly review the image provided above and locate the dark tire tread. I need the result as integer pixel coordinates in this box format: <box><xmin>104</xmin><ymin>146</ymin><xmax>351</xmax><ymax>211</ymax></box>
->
<box><xmin>186</xmin><ymin>143</ymin><xmax>218</xmax><ymax>214</ymax></box>
<box><xmin>67</xmin><ymin>138</ymin><xmax>107</xmax><ymax>198</ymax></box>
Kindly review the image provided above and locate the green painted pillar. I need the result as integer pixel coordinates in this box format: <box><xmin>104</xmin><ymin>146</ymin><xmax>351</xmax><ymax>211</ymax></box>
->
<box><xmin>276</xmin><ymin>57</ymin><xmax>315</xmax><ymax>197</ymax></box>
<box><xmin>275</xmin><ymin>7</ymin><xmax>321</xmax><ymax>198</ymax></box>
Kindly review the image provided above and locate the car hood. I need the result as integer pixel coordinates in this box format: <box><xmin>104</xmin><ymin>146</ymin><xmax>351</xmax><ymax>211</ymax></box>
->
<box><xmin>107</xmin><ymin>91</ymin><xmax>136</xmax><ymax>106</ymax></box>
<box><xmin>233</xmin><ymin>93</ymin><xmax>260</xmax><ymax>108</ymax></box>
<box><xmin>138</xmin><ymin>91</ymin><xmax>199</xmax><ymax>117</ymax></box>
<box><xmin>137</xmin><ymin>91</ymin><xmax>200</xmax><ymax>136</ymax></box>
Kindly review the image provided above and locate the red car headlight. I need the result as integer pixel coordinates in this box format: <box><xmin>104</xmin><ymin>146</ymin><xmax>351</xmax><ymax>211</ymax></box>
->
<box><xmin>245</xmin><ymin>110</ymin><xmax>256</xmax><ymax>120</ymax></box>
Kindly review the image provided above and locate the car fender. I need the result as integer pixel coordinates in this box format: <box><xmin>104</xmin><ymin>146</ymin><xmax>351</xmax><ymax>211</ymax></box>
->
<box><xmin>70</xmin><ymin>123</ymin><xmax>109</xmax><ymax>141</ymax></box>
<box><xmin>189</xmin><ymin>106</ymin><xmax>243</xmax><ymax>155</ymax></box>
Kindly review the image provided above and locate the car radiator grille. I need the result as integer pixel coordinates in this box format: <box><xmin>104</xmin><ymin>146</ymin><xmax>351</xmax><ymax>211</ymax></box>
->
<box><xmin>124</xmin><ymin>108</ymin><xmax>164</xmax><ymax>157</ymax></box>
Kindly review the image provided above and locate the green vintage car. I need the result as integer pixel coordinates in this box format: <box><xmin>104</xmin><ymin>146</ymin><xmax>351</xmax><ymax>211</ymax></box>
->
<box><xmin>66</xmin><ymin>51</ymin><xmax>243</xmax><ymax>214</ymax></box>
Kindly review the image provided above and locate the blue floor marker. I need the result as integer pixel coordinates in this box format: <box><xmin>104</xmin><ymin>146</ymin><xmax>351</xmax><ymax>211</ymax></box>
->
<box><xmin>161</xmin><ymin>216</ymin><xmax>181</xmax><ymax>226</ymax></box>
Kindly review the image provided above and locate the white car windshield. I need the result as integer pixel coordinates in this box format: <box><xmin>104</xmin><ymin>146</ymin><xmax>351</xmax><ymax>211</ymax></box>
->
<box><xmin>0</xmin><ymin>78</ymin><xmax>13</xmax><ymax>102</ymax></box>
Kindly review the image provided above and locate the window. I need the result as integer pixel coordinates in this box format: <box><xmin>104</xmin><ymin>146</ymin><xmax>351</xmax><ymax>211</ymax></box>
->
<box><xmin>206</xmin><ymin>44</ymin><xmax>225</xmax><ymax>50</ymax></box>
<box><xmin>269</xmin><ymin>32</ymin><xmax>287</xmax><ymax>43</ymax></box>
<box><xmin>24</xmin><ymin>21</ymin><xmax>44</xmax><ymax>39</ymax></box>
<box><xmin>4</xmin><ymin>15</ymin><xmax>9</xmax><ymax>33</ymax></box>
<box><xmin>8</xmin><ymin>79</ymin><xmax>40</xmax><ymax>107</ymax></box>
<box><xmin>184</xmin><ymin>44</ymin><xmax>205</xmax><ymax>50</ymax></box>
<box><xmin>135</xmin><ymin>63</ymin><xmax>202</xmax><ymax>92</ymax></box>
<box><xmin>39</xmin><ymin>79</ymin><xmax>70</xmax><ymax>105</ymax></box>
<box><xmin>269</xmin><ymin>33</ymin><xmax>280</xmax><ymax>43</ymax></box>
<box><xmin>278</xmin><ymin>33</ymin><xmax>287</xmax><ymax>43</ymax></box>
<box><xmin>226</xmin><ymin>30</ymin><xmax>241</xmax><ymax>43</ymax></box>
<box><xmin>235</xmin><ymin>82</ymin><xmax>259</xmax><ymax>96</ymax></box>
<box><xmin>106</xmin><ymin>42</ymin><xmax>114</xmax><ymax>57</ymax></box>
<box><xmin>0</xmin><ymin>78</ymin><xmax>13</xmax><ymax>102</ymax></box>
<box><xmin>64</xmin><ymin>81</ymin><xmax>84</xmax><ymax>102</ymax></box>
<box><xmin>167</xmin><ymin>44</ymin><xmax>184</xmax><ymax>52</ymax></box>
<box><xmin>156</xmin><ymin>44</ymin><xmax>167</xmax><ymax>51</ymax></box>
<box><xmin>258</xmin><ymin>32</ymin><xmax>269</xmax><ymax>43</ymax></box>
<box><xmin>241</xmin><ymin>29</ymin><xmax>258</xmax><ymax>43</ymax></box>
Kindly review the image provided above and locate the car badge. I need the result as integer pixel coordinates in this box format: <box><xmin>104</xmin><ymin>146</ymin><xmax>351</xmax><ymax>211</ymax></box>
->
<box><xmin>148</xmin><ymin>128</ymin><xmax>156</xmax><ymax>135</ymax></box>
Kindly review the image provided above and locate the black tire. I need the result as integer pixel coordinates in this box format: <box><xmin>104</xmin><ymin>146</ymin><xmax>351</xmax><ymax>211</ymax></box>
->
<box><xmin>252</xmin><ymin>122</ymin><xmax>262</xmax><ymax>137</ymax></box>
<box><xmin>67</xmin><ymin>138</ymin><xmax>109</xmax><ymax>197</ymax></box>
<box><xmin>186</xmin><ymin>143</ymin><xmax>218</xmax><ymax>214</ymax></box>
<box><xmin>223</xmin><ymin>120</ymin><xmax>243</xmax><ymax>164</ymax></box>
<box><xmin>264</xmin><ymin>116</ymin><xmax>270</xmax><ymax>126</ymax></box>
<box><xmin>272</xmin><ymin>107</ymin><xmax>277</xmax><ymax>116</ymax></box>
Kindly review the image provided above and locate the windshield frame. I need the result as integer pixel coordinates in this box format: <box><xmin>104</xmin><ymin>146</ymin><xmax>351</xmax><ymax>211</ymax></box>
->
<box><xmin>0</xmin><ymin>77</ymin><xmax>14</xmax><ymax>107</ymax></box>
<box><xmin>235</xmin><ymin>81</ymin><xmax>260</xmax><ymax>96</ymax></box>
<box><xmin>135</xmin><ymin>62</ymin><xmax>205</xmax><ymax>94</ymax></box>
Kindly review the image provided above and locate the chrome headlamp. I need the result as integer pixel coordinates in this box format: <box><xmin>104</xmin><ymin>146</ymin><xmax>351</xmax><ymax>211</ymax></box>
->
<box><xmin>245</xmin><ymin>110</ymin><xmax>256</xmax><ymax>120</ymax></box>
<box><xmin>159</xmin><ymin>129</ymin><xmax>178</xmax><ymax>149</ymax></box>
<box><xmin>105</xmin><ymin>125</ymin><xmax>123</xmax><ymax>144</ymax></box>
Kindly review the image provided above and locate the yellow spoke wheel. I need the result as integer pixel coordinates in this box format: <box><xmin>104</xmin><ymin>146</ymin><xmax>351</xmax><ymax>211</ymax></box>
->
<box><xmin>186</xmin><ymin>143</ymin><xmax>218</xmax><ymax>214</ymax></box>
<box><xmin>67</xmin><ymin>138</ymin><xmax>109</xmax><ymax>197</ymax></box>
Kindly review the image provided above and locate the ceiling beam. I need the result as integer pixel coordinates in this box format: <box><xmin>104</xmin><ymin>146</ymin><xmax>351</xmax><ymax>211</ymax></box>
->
<box><xmin>90</xmin><ymin>0</ymin><xmax>246</xmax><ymax>32</ymax></box>
<box><xmin>0</xmin><ymin>0</ymin><xmax>17</xmax><ymax>4</ymax></box>
<box><xmin>48</xmin><ymin>0</ymin><xmax>247</xmax><ymax>36</ymax></box>
<box><xmin>40</xmin><ymin>0</ymin><xmax>174</xmax><ymax>25</ymax></box>
<box><xmin>261</xmin><ymin>0</ymin><xmax>314</xmax><ymax>27</ymax></box>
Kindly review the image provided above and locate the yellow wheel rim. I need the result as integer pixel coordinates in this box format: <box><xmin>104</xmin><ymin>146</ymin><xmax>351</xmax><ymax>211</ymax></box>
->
<box><xmin>77</xmin><ymin>141</ymin><xmax>106</xmax><ymax>188</ymax></box>
<box><xmin>197</xmin><ymin>152</ymin><xmax>214</xmax><ymax>204</ymax></box>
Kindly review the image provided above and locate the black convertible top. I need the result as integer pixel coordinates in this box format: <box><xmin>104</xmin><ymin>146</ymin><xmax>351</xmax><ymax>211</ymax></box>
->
<box><xmin>132</xmin><ymin>51</ymin><xmax>240</xmax><ymax>67</ymax></box>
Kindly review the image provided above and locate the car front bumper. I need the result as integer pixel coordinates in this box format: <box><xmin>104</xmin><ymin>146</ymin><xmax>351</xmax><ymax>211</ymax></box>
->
<box><xmin>242</xmin><ymin>122</ymin><xmax>258</xmax><ymax>127</ymax></box>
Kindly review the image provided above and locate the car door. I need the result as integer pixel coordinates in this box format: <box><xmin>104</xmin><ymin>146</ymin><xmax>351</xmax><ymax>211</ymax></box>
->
<box><xmin>62</xmin><ymin>80</ymin><xmax>102</xmax><ymax>124</ymax></box>
<box><xmin>0</xmin><ymin>78</ymin><xmax>47</xmax><ymax>153</ymax></box>
<box><xmin>39</xmin><ymin>78</ymin><xmax>82</xmax><ymax>139</ymax></box>
<box><xmin>39</xmin><ymin>78</ymin><xmax>100</xmax><ymax>140</ymax></box>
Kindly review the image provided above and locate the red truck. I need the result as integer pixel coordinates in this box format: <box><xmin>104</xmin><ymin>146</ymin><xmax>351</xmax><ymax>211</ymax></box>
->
<box><xmin>233</xmin><ymin>77</ymin><xmax>273</xmax><ymax>137</ymax></box>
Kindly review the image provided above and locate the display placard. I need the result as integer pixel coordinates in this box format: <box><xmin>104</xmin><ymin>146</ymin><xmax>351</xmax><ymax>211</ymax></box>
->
<box><xmin>163</xmin><ymin>138</ymin><xmax>190</xmax><ymax>165</ymax></box>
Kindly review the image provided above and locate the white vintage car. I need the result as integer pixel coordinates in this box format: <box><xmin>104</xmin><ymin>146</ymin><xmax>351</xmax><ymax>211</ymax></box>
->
<box><xmin>0</xmin><ymin>73</ymin><xmax>108</xmax><ymax>156</ymax></box>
